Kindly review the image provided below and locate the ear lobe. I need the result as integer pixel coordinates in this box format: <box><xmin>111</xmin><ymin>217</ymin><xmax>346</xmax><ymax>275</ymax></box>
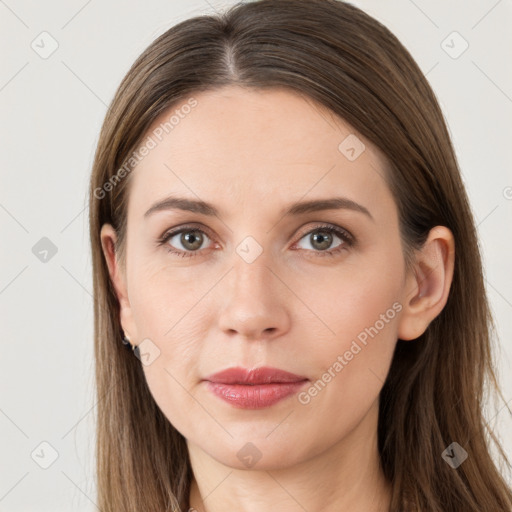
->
<box><xmin>397</xmin><ymin>226</ymin><xmax>455</xmax><ymax>341</ymax></box>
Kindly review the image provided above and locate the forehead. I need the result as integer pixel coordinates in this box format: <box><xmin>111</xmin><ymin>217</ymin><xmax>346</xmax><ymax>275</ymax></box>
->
<box><xmin>127</xmin><ymin>85</ymin><xmax>391</xmax><ymax>219</ymax></box>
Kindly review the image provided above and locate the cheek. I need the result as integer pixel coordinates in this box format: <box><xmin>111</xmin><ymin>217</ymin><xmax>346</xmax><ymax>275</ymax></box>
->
<box><xmin>139</xmin><ymin>328</ymin><xmax>206</xmax><ymax>439</ymax></box>
<box><xmin>293</xmin><ymin>302</ymin><xmax>399</xmax><ymax>454</ymax></box>
<box><xmin>128</xmin><ymin>255</ymin><xmax>205</xmax><ymax>338</ymax></box>
<box><xmin>296</xmin><ymin>248</ymin><xmax>403</xmax><ymax>412</ymax></box>
<box><xmin>302</xmin><ymin>296</ymin><xmax>400</xmax><ymax>401</ymax></box>
<box><xmin>306</xmin><ymin>247</ymin><xmax>403</xmax><ymax>347</ymax></box>
<box><xmin>128</xmin><ymin>268</ymin><xmax>212</xmax><ymax>433</ymax></box>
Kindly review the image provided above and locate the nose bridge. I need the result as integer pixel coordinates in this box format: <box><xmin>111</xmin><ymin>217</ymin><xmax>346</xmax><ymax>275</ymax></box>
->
<box><xmin>224</xmin><ymin>223</ymin><xmax>273</xmax><ymax>287</ymax></box>
<box><xmin>230</xmin><ymin>238</ymin><xmax>277</xmax><ymax>303</ymax></box>
<box><xmin>216</xmin><ymin>237</ymin><xmax>289</xmax><ymax>339</ymax></box>
<box><xmin>232</xmin><ymin>251</ymin><xmax>275</xmax><ymax>301</ymax></box>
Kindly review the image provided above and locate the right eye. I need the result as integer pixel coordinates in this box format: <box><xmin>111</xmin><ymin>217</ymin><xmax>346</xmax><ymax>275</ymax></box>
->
<box><xmin>157</xmin><ymin>225</ymin><xmax>216</xmax><ymax>258</ymax></box>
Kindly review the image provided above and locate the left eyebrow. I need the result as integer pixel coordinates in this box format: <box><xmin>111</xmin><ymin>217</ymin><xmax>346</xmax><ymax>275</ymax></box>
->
<box><xmin>283</xmin><ymin>197</ymin><xmax>374</xmax><ymax>221</ymax></box>
<box><xmin>143</xmin><ymin>195</ymin><xmax>374</xmax><ymax>222</ymax></box>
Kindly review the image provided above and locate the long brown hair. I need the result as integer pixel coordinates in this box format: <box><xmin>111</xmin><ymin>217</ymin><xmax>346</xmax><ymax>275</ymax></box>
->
<box><xmin>88</xmin><ymin>0</ymin><xmax>512</xmax><ymax>510</ymax></box>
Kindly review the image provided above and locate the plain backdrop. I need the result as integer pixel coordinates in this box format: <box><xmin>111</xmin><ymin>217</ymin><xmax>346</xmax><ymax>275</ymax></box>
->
<box><xmin>1</xmin><ymin>0</ymin><xmax>511</xmax><ymax>510</ymax></box>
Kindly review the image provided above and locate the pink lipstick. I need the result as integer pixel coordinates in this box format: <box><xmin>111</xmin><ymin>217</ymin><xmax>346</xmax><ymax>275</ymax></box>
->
<box><xmin>203</xmin><ymin>366</ymin><xmax>309</xmax><ymax>409</ymax></box>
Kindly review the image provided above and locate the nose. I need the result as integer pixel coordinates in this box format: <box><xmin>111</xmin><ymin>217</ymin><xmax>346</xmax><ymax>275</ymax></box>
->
<box><xmin>217</xmin><ymin>253</ymin><xmax>291</xmax><ymax>342</ymax></box>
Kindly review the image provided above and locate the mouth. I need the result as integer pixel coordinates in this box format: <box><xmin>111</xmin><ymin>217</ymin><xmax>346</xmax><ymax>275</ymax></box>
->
<box><xmin>203</xmin><ymin>366</ymin><xmax>309</xmax><ymax>409</ymax></box>
<box><xmin>204</xmin><ymin>366</ymin><xmax>308</xmax><ymax>384</ymax></box>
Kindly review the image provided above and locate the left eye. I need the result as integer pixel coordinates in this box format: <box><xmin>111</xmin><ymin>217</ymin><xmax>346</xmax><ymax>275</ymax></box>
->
<box><xmin>295</xmin><ymin>226</ymin><xmax>349</xmax><ymax>253</ymax></box>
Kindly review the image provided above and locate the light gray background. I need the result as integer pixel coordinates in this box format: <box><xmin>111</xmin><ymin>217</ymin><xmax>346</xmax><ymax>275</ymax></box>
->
<box><xmin>1</xmin><ymin>0</ymin><xmax>511</xmax><ymax>510</ymax></box>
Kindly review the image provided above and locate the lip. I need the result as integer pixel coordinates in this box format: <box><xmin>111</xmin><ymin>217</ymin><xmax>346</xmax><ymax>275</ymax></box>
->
<box><xmin>203</xmin><ymin>366</ymin><xmax>309</xmax><ymax>409</ymax></box>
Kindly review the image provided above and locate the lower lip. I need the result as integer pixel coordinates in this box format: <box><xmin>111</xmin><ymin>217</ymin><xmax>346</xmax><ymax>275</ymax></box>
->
<box><xmin>205</xmin><ymin>381</ymin><xmax>309</xmax><ymax>409</ymax></box>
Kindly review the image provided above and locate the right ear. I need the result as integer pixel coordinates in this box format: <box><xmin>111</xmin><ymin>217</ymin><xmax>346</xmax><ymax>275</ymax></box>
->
<box><xmin>100</xmin><ymin>224</ymin><xmax>139</xmax><ymax>344</ymax></box>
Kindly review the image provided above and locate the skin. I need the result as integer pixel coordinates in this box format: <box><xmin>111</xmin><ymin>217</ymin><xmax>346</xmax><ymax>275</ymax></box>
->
<box><xmin>101</xmin><ymin>85</ymin><xmax>455</xmax><ymax>512</ymax></box>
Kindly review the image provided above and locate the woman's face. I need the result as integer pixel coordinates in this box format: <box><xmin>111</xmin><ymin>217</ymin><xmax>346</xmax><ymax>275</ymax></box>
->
<box><xmin>103</xmin><ymin>85</ymin><xmax>411</xmax><ymax>469</ymax></box>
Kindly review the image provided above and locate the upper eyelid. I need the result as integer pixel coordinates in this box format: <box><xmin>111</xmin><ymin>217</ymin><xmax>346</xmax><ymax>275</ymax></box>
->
<box><xmin>162</xmin><ymin>224</ymin><xmax>214</xmax><ymax>242</ymax></box>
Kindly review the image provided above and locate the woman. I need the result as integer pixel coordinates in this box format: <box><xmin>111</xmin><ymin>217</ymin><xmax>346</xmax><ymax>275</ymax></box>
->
<box><xmin>88</xmin><ymin>0</ymin><xmax>512</xmax><ymax>510</ymax></box>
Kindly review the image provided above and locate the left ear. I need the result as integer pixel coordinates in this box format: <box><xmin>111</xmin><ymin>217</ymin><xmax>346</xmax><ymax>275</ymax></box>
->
<box><xmin>397</xmin><ymin>225</ymin><xmax>455</xmax><ymax>341</ymax></box>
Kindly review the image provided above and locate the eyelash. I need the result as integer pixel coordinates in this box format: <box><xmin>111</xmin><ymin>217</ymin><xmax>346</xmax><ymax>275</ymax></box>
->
<box><xmin>156</xmin><ymin>223</ymin><xmax>355</xmax><ymax>259</ymax></box>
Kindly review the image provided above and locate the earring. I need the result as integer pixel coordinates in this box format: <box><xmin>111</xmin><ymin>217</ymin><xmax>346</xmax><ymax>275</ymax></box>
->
<box><xmin>122</xmin><ymin>334</ymin><xmax>137</xmax><ymax>352</ymax></box>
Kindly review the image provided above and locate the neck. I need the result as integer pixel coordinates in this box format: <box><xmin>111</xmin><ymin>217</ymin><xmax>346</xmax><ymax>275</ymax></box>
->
<box><xmin>187</xmin><ymin>401</ymin><xmax>392</xmax><ymax>512</ymax></box>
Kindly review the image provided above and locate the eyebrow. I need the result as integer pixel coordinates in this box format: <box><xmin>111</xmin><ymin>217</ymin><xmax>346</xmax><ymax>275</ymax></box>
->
<box><xmin>144</xmin><ymin>196</ymin><xmax>374</xmax><ymax>221</ymax></box>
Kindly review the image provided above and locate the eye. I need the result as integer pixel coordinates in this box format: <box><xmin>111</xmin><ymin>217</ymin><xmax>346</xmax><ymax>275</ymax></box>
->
<box><xmin>293</xmin><ymin>224</ymin><xmax>354</xmax><ymax>257</ymax></box>
<box><xmin>157</xmin><ymin>225</ymin><xmax>214</xmax><ymax>258</ymax></box>
<box><xmin>157</xmin><ymin>223</ymin><xmax>354</xmax><ymax>259</ymax></box>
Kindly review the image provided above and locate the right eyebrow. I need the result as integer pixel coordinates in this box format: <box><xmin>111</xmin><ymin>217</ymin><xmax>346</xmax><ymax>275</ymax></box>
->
<box><xmin>144</xmin><ymin>196</ymin><xmax>219</xmax><ymax>218</ymax></box>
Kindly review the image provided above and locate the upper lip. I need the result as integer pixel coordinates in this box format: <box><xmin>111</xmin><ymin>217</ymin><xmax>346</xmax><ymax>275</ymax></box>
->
<box><xmin>204</xmin><ymin>366</ymin><xmax>308</xmax><ymax>385</ymax></box>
